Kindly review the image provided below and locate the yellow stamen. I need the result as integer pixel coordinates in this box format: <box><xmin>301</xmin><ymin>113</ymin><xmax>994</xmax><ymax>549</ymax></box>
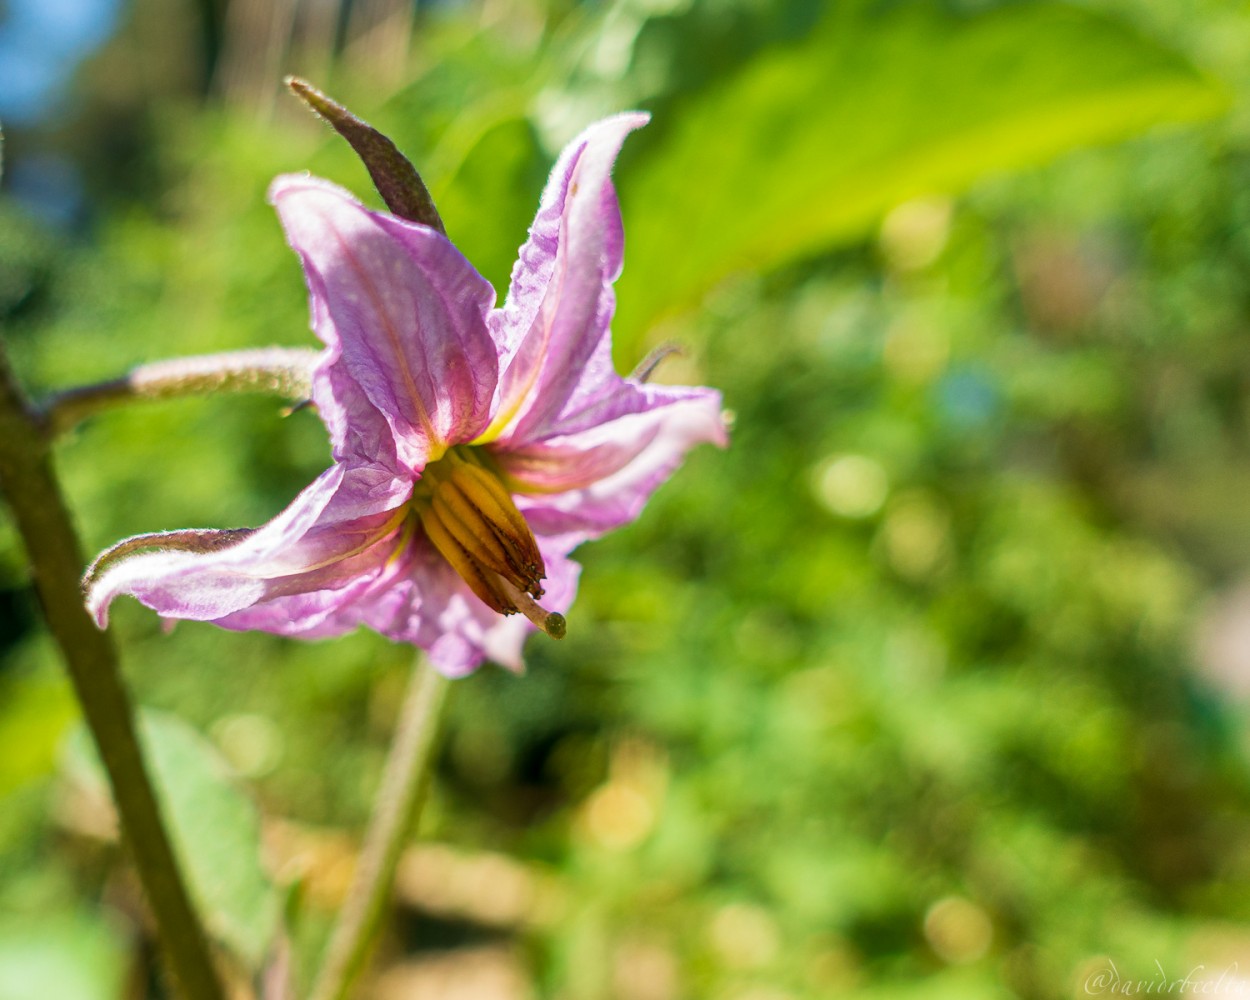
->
<box><xmin>419</xmin><ymin>498</ymin><xmax>511</xmax><ymax>613</ymax></box>
<box><xmin>446</xmin><ymin>452</ymin><xmax>543</xmax><ymax>578</ymax></box>
<box><xmin>413</xmin><ymin>446</ymin><xmax>564</xmax><ymax>638</ymax></box>
<box><xmin>430</xmin><ymin>487</ymin><xmax>514</xmax><ymax>578</ymax></box>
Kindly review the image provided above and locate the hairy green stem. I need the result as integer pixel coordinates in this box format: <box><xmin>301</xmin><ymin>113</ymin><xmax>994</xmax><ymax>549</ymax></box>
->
<box><xmin>0</xmin><ymin>341</ymin><xmax>226</xmax><ymax>1000</ymax></box>
<box><xmin>40</xmin><ymin>346</ymin><xmax>319</xmax><ymax>436</ymax></box>
<box><xmin>309</xmin><ymin>657</ymin><xmax>451</xmax><ymax>1000</ymax></box>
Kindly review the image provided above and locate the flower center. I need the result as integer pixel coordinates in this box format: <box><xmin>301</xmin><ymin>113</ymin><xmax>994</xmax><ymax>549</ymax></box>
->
<box><xmin>412</xmin><ymin>446</ymin><xmax>565</xmax><ymax>639</ymax></box>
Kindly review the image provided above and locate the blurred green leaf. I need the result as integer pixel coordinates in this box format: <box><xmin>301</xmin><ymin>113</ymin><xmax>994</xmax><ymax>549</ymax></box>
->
<box><xmin>0</xmin><ymin>912</ymin><xmax>126</xmax><ymax>1000</ymax></box>
<box><xmin>616</xmin><ymin>1</ymin><xmax>1228</xmax><ymax>344</ymax></box>
<box><xmin>67</xmin><ymin>710</ymin><xmax>278</xmax><ymax>971</ymax></box>
<box><xmin>432</xmin><ymin>116</ymin><xmax>548</xmax><ymax>292</ymax></box>
<box><xmin>0</xmin><ymin>669</ymin><xmax>76</xmax><ymax>799</ymax></box>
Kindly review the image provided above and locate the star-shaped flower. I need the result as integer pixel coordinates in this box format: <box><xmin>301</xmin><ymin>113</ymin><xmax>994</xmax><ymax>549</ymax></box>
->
<box><xmin>86</xmin><ymin>113</ymin><xmax>726</xmax><ymax>675</ymax></box>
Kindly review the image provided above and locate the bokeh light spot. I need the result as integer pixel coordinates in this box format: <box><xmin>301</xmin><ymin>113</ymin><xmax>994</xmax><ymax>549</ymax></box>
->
<box><xmin>812</xmin><ymin>454</ymin><xmax>889</xmax><ymax>519</ymax></box>
<box><xmin>923</xmin><ymin>896</ymin><xmax>992</xmax><ymax>964</ymax></box>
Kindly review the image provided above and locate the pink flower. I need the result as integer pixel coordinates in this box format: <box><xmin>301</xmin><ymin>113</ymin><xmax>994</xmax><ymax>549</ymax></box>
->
<box><xmin>86</xmin><ymin>114</ymin><xmax>726</xmax><ymax>676</ymax></box>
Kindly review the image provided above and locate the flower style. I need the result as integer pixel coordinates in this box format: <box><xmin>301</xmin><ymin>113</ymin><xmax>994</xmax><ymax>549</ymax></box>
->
<box><xmin>85</xmin><ymin>114</ymin><xmax>726</xmax><ymax>675</ymax></box>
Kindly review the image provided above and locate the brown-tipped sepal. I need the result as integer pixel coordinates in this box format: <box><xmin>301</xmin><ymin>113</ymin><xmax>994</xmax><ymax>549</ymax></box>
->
<box><xmin>285</xmin><ymin>76</ymin><xmax>446</xmax><ymax>234</ymax></box>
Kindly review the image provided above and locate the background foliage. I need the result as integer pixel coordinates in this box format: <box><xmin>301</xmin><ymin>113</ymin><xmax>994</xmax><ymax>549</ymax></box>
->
<box><xmin>4</xmin><ymin>0</ymin><xmax>1250</xmax><ymax>997</ymax></box>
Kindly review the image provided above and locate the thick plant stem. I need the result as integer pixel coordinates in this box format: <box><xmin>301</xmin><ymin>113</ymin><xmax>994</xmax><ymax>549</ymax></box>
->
<box><xmin>0</xmin><ymin>342</ymin><xmax>226</xmax><ymax>1000</ymax></box>
<box><xmin>40</xmin><ymin>346</ymin><xmax>319</xmax><ymax>436</ymax></box>
<box><xmin>309</xmin><ymin>657</ymin><xmax>452</xmax><ymax>1000</ymax></box>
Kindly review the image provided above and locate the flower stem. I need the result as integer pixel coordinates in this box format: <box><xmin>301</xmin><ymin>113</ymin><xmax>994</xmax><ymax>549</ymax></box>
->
<box><xmin>0</xmin><ymin>341</ymin><xmax>226</xmax><ymax>1000</ymax></box>
<box><xmin>40</xmin><ymin>346</ymin><xmax>319</xmax><ymax>436</ymax></box>
<box><xmin>309</xmin><ymin>656</ymin><xmax>452</xmax><ymax>1000</ymax></box>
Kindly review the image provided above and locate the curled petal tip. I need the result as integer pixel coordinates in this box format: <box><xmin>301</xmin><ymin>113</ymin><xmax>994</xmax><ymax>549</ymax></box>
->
<box><xmin>605</xmin><ymin>110</ymin><xmax>650</xmax><ymax>129</ymax></box>
<box><xmin>266</xmin><ymin>172</ymin><xmax>324</xmax><ymax>206</ymax></box>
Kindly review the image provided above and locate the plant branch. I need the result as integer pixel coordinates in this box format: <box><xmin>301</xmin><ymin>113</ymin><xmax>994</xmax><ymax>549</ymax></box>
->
<box><xmin>0</xmin><ymin>340</ymin><xmax>226</xmax><ymax>1000</ymax></box>
<box><xmin>40</xmin><ymin>346</ymin><xmax>319</xmax><ymax>436</ymax></box>
<box><xmin>309</xmin><ymin>656</ymin><xmax>451</xmax><ymax>1000</ymax></box>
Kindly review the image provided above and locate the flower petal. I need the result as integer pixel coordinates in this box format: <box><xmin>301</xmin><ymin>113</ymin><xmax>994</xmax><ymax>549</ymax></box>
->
<box><xmin>351</xmin><ymin>536</ymin><xmax>582</xmax><ymax>676</ymax></box>
<box><xmin>484</xmin><ymin>113</ymin><xmax>649</xmax><ymax>444</ymax></box>
<box><xmin>86</xmin><ymin>462</ymin><xmax>412</xmax><ymax>629</ymax></box>
<box><xmin>270</xmin><ymin>174</ymin><xmax>500</xmax><ymax>470</ymax></box>
<box><xmin>211</xmin><ymin>530</ymin><xmax>413</xmax><ymax>638</ymax></box>
<box><xmin>501</xmin><ymin>384</ymin><xmax>726</xmax><ymax>542</ymax></box>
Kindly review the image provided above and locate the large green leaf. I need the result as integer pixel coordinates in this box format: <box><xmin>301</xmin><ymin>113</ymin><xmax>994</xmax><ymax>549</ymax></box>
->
<box><xmin>66</xmin><ymin>710</ymin><xmax>279</xmax><ymax>971</ymax></box>
<box><xmin>616</xmin><ymin>1</ymin><xmax>1228</xmax><ymax>345</ymax></box>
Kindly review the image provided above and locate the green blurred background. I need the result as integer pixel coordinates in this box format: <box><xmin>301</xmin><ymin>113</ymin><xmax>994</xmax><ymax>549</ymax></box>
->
<box><xmin>4</xmin><ymin>0</ymin><xmax>1250</xmax><ymax>997</ymax></box>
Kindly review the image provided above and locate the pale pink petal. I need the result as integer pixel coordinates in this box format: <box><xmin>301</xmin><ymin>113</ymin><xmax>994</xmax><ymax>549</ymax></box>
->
<box><xmin>209</xmin><ymin>534</ymin><xmax>410</xmax><ymax>638</ymax></box>
<box><xmin>315</xmin><ymin>361</ymin><xmax>405</xmax><ymax>474</ymax></box>
<box><xmin>86</xmin><ymin>463</ymin><xmax>412</xmax><ymax>628</ymax></box>
<box><xmin>486</xmin><ymin>114</ymin><xmax>648</xmax><ymax>444</ymax></box>
<box><xmin>271</xmin><ymin>175</ymin><xmax>499</xmax><ymax>470</ymax></box>
<box><xmin>502</xmin><ymin>385</ymin><xmax>726</xmax><ymax>541</ymax></box>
